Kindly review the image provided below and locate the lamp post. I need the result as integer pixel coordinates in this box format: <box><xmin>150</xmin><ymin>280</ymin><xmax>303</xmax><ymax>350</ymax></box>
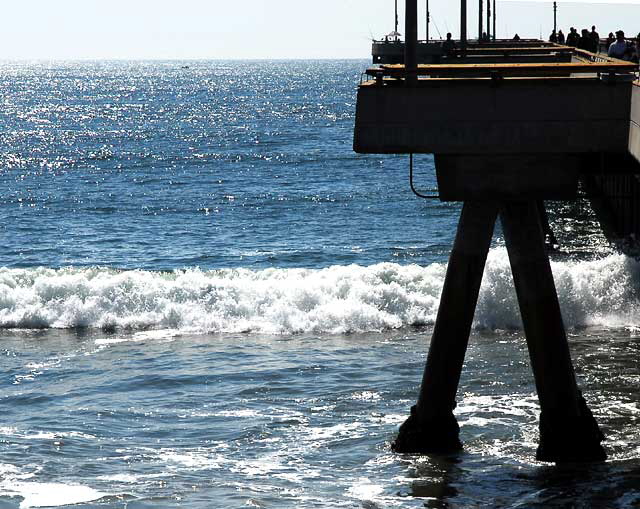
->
<box><xmin>405</xmin><ymin>0</ymin><xmax>418</xmax><ymax>83</ymax></box>
<box><xmin>426</xmin><ymin>0</ymin><xmax>430</xmax><ymax>41</ymax></box>
<box><xmin>553</xmin><ymin>1</ymin><xmax>557</xmax><ymax>35</ymax></box>
<box><xmin>394</xmin><ymin>0</ymin><xmax>399</xmax><ymax>38</ymax></box>
<box><xmin>493</xmin><ymin>0</ymin><xmax>496</xmax><ymax>40</ymax></box>
<box><xmin>461</xmin><ymin>0</ymin><xmax>467</xmax><ymax>52</ymax></box>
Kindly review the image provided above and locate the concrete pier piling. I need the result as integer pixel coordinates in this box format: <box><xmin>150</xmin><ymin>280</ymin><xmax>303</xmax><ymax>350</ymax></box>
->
<box><xmin>393</xmin><ymin>201</ymin><xmax>497</xmax><ymax>453</ymax></box>
<box><xmin>501</xmin><ymin>201</ymin><xmax>606</xmax><ymax>462</ymax></box>
<box><xmin>393</xmin><ymin>199</ymin><xmax>606</xmax><ymax>461</ymax></box>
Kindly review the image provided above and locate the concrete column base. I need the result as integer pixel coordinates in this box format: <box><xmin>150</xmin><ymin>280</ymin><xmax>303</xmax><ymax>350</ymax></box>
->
<box><xmin>536</xmin><ymin>393</ymin><xmax>606</xmax><ymax>463</ymax></box>
<box><xmin>392</xmin><ymin>405</ymin><xmax>462</xmax><ymax>454</ymax></box>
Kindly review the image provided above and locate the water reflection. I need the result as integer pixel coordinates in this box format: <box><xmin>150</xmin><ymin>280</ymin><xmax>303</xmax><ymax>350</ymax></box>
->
<box><xmin>408</xmin><ymin>455</ymin><xmax>463</xmax><ymax>508</ymax></box>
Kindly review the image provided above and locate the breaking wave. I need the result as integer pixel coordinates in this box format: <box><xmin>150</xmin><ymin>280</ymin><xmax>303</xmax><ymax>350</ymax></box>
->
<box><xmin>0</xmin><ymin>249</ymin><xmax>638</xmax><ymax>334</ymax></box>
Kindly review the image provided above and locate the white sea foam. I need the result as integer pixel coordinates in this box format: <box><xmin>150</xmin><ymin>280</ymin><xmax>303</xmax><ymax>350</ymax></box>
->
<box><xmin>0</xmin><ymin>250</ymin><xmax>638</xmax><ymax>334</ymax></box>
<box><xmin>4</xmin><ymin>482</ymin><xmax>106</xmax><ymax>508</ymax></box>
<box><xmin>346</xmin><ymin>479</ymin><xmax>384</xmax><ymax>500</ymax></box>
<box><xmin>0</xmin><ymin>460</ymin><xmax>105</xmax><ymax>508</ymax></box>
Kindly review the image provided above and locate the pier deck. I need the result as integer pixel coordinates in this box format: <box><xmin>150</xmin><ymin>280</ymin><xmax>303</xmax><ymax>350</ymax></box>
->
<box><xmin>355</xmin><ymin>49</ymin><xmax>637</xmax><ymax>159</ymax></box>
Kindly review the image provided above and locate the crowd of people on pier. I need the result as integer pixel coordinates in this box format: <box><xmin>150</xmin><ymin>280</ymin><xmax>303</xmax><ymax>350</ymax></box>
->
<box><xmin>549</xmin><ymin>25</ymin><xmax>639</xmax><ymax>62</ymax></box>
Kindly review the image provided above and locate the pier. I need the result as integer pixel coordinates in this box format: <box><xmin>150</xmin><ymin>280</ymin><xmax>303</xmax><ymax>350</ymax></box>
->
<box><xmin>355</xmin><ymin>0</ymin><xmax>640</xmax><ymax>462</ymax></box>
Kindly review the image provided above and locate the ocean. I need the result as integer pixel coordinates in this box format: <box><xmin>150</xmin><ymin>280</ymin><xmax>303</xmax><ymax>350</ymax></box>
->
<box><xmin>0</xmin><ymin>60</ymin><xmax>639</xmax><ymax>508</ymax></box>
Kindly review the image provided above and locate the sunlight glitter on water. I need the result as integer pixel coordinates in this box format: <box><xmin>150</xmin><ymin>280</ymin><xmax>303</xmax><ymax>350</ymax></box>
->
<box><xmin>0</xmin><ymin>60</ymin><xmax>639</xmax><ymax>508</ymax></box>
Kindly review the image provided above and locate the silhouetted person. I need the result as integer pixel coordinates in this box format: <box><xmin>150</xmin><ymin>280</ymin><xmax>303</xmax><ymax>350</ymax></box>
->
<box><xmin>590</xmin><ymin>25</ymin><xmax>600</xmax><ymax>52</ymax></box>
<box><xmin>624</xmin><ymin>40</ymin><xmax>639</xmax><ymax>62</ymax></box>
<box><xmin>513</xmin><ymin>33</ymin><xmax>521</xmax><ymax>41</ymax></box>
<box><xmin>442</xmin><ymin>32</ymin><xmax>456</xmax><ymax>55</ymax></box>
<box><xmin>566</xmin><ymin>27</ymin><xmax>579</xmax><ymax>47</ymax></box>
<box><xmin>549</xmin><ymin>30</ymin><xmax>558</xmax><ymax>43</ymax></box>
<box><xmin>558</xmin><ymin>30</ymin><xmax>565</xmax><ymax>44</ymax></box>
<box><xmin>606</xmin><ymin>32</ymin><xmax>615</xmax><ymax>49</ymax></box>
<box><xmin>609</xmin><ymin>30</ymin><xmax>630</xmax><ymax>59</ymax></box>
<box><xmin>578</xmin><ymin>28</ymin><xmax>591</xmax><ymax>50</ymax></box>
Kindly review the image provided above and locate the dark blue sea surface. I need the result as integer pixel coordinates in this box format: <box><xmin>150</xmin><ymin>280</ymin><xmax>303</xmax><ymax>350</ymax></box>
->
<box><xmin>0</xmin><ymin>60</ymin><xmax>457</xmax><ymax>270</ymax></box>
<box><xmin>0</xmin><ymin>60</ymin><xmax>639</xmax><ymax>508</ymax></box>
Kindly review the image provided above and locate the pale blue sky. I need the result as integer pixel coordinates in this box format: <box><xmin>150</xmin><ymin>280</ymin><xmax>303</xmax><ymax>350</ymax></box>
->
<box><xmin>1</xmin><ymin>1</ymin><xmax>639</xmax><ymax>59</ymax></box>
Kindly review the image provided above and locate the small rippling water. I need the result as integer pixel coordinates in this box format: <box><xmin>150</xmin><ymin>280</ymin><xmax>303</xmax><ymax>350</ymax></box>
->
<box><xmin>0</xmin><ymin>60</ymin><xmax>452</xmax><ymax>271</ymax></box>
<box><xmin>1</xmin><ymin>329</ymin><xmax>639</xmax><ymax>508</ymax></box>
<box><xmin>0</xmin><ymin>60</ymin><xmax>638</xmax><ymax>508</ymax></box>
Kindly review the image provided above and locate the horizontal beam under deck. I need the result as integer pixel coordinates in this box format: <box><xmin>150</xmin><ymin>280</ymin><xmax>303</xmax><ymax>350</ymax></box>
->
<box><xmin>354</xmin><ymin>77</ymin><xmax>632</xmax><ymax>155</ymax></box>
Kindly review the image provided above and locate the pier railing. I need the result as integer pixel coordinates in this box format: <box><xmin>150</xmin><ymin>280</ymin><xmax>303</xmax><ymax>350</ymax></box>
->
<box><xmin>363</xmin><ymin>58</ymin><xmax>638</xmax><ymax>83</ymax></box>
<box><xmin>573</xmin><ymin>48</ymin><xmax>617</xmax><ymax>64</ymax></box>
<box><xmin>369</xmin><ymin>40</ymin><xmax>638</xmax><ymax>78</ymax></box>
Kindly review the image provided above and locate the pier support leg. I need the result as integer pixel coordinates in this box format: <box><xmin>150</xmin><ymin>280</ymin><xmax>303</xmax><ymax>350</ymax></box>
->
<box><xmin>500</xmin><ymin>201</ymin><xmax>606</xmax><ymax>462</ymax></box>
<box><xmin>393</xmin><ymin>201</ymin><xmax>498</xmax><ymax>453</ymax></box>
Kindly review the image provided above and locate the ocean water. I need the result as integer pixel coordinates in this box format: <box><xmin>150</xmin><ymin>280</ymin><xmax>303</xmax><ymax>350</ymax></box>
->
<box><xmin>0</xmin><ymin>60</ymin><xmax>639</xmax><ymax>508</ymax></box>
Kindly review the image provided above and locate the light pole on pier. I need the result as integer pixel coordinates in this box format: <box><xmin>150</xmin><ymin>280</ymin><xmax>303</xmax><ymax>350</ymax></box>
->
<box><xmin>493</xmin><ymin>0</ymin><xmax>496</xmax><ymax>40</ymax></box>
<box><xmin>426</xmin><ymin>0</ymin><xmax>430</xmax><ymax>41</ymax></box>
<box><xmin>395</xmin><ymin>0</ymin><xmax>399</xmax><ymax>37</ymax></box>
<box><xmin>479</xmin><ymin>0</ymin><xmax>483</xmax><ymax>40</ymax></box>
<box><xmin>461</xmin><ymin>0</ymin><xmax>467</xmax><ymax>52</ymax></box>
<box><xmin>405</xmin><ymin>0</ymin><xmax>418</xmax><ymax>83</ymax></box>
<box><xmin>553</xmin><ymin>2</ymin><xmax>558</xmax><ymax>35</ymax></box>
<box><xmin>487</xmin><ymin>0</ymin><xmax>491</xmax><ymax>40</ymax></box>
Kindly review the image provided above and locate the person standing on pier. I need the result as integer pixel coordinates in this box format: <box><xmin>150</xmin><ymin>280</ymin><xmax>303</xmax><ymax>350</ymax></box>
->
<box><xmin>566</xmin><ymin>27</ymin><xmax>579</xmax><ymax>46</ymax></box>
<box><xmin>442</xmin><ymin>33</ymin><xmax>457</xmax><ymax>55</ymax></box>
<box><xmin>578</xmin><ymin>28</ymin><xmax>591</xmax><ymax>50</ymax></box>
<box><xmin>590</xmin><ymin>26</ymin><xmax>600</xmax><ymax>52</ymax></box>
<box><xmin>558</xmin><ymin>29</ymin><xmax>565</xmax><ymax>44</ymax></box>
<box><xmin>608</xmin><ymin>30</ymin><xmax>630</xmax><ymax>59</ymax></box>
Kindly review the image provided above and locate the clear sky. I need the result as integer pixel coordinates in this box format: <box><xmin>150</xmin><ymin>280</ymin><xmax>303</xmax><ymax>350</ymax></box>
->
<box><xmin>1</xmin><ymin>0</ymin><xmax>640</xmax><ymax>60</ymax></box>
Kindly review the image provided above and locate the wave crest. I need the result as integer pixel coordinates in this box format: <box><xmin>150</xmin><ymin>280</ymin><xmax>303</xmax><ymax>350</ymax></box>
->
<box><xmin>0</xmin><ymin>250</ymin><xmax>638</xmax><ymax>334</ymax></box>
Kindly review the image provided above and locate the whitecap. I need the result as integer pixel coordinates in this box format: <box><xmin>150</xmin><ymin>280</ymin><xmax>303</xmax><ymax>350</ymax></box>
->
<box><xmin>0</xmin><ymin>253</ymin><xmax>638</xmax><ymax>335</ymax></box>
<box><xmin>3</xmin><ymin>482</ymin><xmax>105</xmax><ymax>508</ymax></box>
